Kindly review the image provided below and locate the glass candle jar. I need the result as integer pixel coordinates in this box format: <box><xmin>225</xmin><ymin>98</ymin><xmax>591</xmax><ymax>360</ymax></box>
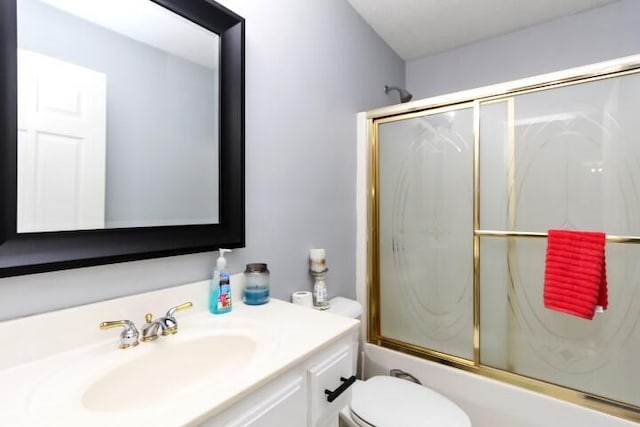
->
<box><xmin>243</xmin><ymin>263</ymin><xmax>270</xmax><ymax>305</ymax></box>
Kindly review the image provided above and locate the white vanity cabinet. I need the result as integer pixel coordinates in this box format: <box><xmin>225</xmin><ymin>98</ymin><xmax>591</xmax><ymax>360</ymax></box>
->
<box><xmin>202</xmin><ymin>332</ymin><xmax>357</xmax><ymax>427</ymax></box>
<box><xmin>0</xmin><ymin>280</ymin><xmax>360</xmax><ymax>427</ymax></box>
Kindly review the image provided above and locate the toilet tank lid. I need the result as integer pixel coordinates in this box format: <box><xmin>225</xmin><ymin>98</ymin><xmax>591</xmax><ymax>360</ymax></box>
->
<box><xmin>350</xmin><ymin>376</ymin><xmax>471</xmax><ymax>427</ymax></box>
<box><xmin>326</xmin><ymin>297</ymin><xmax>362</xmax><ymax>319</ymax></box>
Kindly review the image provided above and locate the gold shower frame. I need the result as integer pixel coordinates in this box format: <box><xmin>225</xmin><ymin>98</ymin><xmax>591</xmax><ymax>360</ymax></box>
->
<box><xmin>366</xmin><ymin>54</ymin><xmax>640</xmax><ymax>422</ymax></box>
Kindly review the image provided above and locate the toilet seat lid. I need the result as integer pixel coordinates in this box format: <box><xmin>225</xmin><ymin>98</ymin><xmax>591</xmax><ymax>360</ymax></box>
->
<box><xmin>350</xmin><ymin>376</ymin><xmax>471</xmax><ymax>427</ymax></box>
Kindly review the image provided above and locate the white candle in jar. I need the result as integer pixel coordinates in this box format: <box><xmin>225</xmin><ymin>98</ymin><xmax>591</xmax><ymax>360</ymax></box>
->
<box><xmin>309</xmin><ymin>248</ymin><xmax>326</xmax><ymax>272</ymax></box>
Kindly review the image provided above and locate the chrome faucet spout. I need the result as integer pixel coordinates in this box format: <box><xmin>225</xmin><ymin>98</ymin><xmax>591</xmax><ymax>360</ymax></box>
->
<box><xmin>141</xmin><ymin>301</ymin><xmax>193</xmax><ymax>342</ymax></box>
<box><xmin>141</xmin><ymin>313</ymin><xmax>166</xmax><ymax>342</ymax></box>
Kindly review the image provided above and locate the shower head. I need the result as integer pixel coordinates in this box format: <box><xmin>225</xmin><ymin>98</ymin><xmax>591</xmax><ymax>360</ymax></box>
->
<box><xmin>384</xmin><ymin>85</ymin><xmax>413</xmax><ymax>103</ymax></box>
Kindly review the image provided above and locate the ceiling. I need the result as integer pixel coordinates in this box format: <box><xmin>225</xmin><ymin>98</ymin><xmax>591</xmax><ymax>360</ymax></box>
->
<box><xmin>346</xmin><ymin>0</ymin><xmax>619</xmax><ymax>60</ymax></box>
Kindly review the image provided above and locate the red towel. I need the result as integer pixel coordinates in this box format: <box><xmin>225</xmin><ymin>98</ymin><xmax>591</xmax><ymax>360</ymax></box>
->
<box><xmin>543</xmin><ymin>229</ymin><xmax>608</xmax><ymax>320</ymax></box>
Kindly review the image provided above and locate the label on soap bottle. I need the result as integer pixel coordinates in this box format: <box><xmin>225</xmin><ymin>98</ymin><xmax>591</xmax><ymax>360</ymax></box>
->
<box><xmin>218</xmin><ymin>271</ymin><xmax>231</xmax><ymax>309</ymax></box>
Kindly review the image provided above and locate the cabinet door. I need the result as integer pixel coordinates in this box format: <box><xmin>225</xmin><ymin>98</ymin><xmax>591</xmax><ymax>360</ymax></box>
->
<box><xmin>308</xmin><ymin>345</ymin><xmax>354</xmax><ymax>427</ymax></box>
<box><xmin>204</xmin><ymin>375</ymin><xmax>305</xmax><ymax>427</ymax></box>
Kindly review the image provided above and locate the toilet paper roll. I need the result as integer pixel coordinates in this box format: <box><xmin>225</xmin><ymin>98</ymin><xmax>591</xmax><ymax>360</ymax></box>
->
<box><xmin>291</xmin><ymin>291</ymin><xmax>313</xmax><ymax>307</ymax></box>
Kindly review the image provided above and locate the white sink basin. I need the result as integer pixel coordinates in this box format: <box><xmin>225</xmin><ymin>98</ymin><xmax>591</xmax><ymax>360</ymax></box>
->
<box><xmin>82</xmin><ymin>334</ymin><xmax>257</xmax><ymax>412</ymax></box>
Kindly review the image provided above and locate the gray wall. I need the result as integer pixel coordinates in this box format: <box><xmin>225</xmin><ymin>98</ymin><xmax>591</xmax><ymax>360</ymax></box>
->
<box><xmin>0</xmin><ymin>0</ymin><xmax>404</xmax><ymax>320</ymax></box>
<box><xmin>406</xmin><ymin>0</ymin><xmax>640</xmax><ymax>99</ymax></box>
<box><xmin>18</xmin><ymin>0</ymin><xmax>219</xmax><ymax>228</ymax></box>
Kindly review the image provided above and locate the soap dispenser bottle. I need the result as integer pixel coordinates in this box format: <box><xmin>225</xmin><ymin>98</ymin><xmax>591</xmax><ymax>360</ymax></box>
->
<box><xmin>210</xmin><ymin>249</ymin><xmax>232</xmax><ymax>314</ymax></box>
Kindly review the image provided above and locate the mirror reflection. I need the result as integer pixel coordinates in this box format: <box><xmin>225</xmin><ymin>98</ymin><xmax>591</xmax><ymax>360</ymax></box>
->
<box><xmin>16</xmin><ymin>0</ymin><xmax>220</xmax><ymax>232</ymax></box>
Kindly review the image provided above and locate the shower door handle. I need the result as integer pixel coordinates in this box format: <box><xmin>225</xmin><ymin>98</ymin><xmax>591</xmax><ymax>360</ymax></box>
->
<box><xmin>324</xmin><ymin>375</ymin><xmax>356</xmax><ymax>402</ymax></box>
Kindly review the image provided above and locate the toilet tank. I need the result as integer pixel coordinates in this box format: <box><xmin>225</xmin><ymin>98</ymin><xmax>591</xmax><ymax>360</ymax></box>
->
<box><xmin>326</xmin><ymin>297</ymin><xmax>362</xmax><ymax>319</ymax></box>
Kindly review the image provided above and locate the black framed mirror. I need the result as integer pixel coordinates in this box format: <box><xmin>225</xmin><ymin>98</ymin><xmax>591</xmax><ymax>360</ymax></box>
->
<box><xmin>0</xmin><ymin>0</ymin><xmax>244</xmax><ymax>277</ymax></box>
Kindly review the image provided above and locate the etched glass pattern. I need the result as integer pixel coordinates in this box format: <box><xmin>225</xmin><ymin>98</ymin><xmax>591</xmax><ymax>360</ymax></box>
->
<box><xmin>378</xmin><ymin>108</ymin><xmax>474</xmax><ymax>360</ymax></box>
<box><xmin>479</xmin><ymin>73</ymin><xmax>640</xmax><ymax>407</ymax></box>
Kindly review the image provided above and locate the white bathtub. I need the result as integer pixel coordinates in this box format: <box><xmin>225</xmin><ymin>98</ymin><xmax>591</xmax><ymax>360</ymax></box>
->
<box><xmin>361</xmin><ymin>343</ymin><xmax>637</xmax><ymax>427</ymax></box>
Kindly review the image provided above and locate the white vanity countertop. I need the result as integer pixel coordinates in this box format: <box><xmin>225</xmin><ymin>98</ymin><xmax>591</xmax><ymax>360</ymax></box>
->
<box><xmin>0</xmin><ymin>278</ymin><xmax>359</xmax><ymax>426</ymax></box>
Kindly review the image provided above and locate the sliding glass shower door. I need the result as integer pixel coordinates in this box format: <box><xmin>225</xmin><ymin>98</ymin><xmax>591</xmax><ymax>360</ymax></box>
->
<box><xmin>370</xmin><ymin>57</ymin><xmax>640</xmax><ymax>421</ymax></box>
<box><xmin>479</xmin><ymin>74</ymin><xmax>640</xmax><ymax>407</ymax></box>
<box><xmin>377</xmin><ymin>105</ymin><xmax>474</xmax><ymax>361</ymax></box>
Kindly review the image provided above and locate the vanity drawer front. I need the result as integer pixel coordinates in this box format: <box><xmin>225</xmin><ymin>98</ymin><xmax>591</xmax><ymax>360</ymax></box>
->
<box><xmin>204</xmin><ymin>373</ymin><xmax>306</xmax><ymax>427</ymax></box>
<box><xmin>307</xmin><ymin>344</ymin><xmax>354</xmax><ymax>427</ymax></box>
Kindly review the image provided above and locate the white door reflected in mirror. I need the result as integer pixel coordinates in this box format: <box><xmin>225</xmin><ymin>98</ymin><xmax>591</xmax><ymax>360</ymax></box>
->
<box><xmin>17</xmin><ymin>0</ymin><xmax>220</xmax><ymax>233</ymax></box>
<box><xmin>17</xmin><ymin>50</ymin><xmax>107</xmax><ymax>232</ymax></box>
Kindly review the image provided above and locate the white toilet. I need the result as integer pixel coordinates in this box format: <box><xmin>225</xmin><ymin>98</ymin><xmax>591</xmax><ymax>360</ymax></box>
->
<box><xmin>326</xmin><ymin>297</ymin><xmax>471</xmax><ymax>427</ymax></box>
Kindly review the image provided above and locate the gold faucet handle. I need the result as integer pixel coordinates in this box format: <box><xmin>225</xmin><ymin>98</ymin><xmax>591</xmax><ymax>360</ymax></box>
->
<box><xmin>99</xmin><ymin>319</ymin><xmax>139</xmax><ymax>349</ymax></box>
<box><xmin>144</xmin><ymin>313</ymin><xmax>153</xmax><ymax>324</ymax></box>
<box><xmin>100</xmin><ymin>320</ymin><xmax>120</xmax><ymax>330</ymax></box>
<box><xmin>166</xmin><ymin>301</ymin><xmax>193</xmax><ymax>317</ymax></box>
<box><xmin>162</xmin><ymin>302</ymin><xmax>193</xmax><ymax>336</ymax></box>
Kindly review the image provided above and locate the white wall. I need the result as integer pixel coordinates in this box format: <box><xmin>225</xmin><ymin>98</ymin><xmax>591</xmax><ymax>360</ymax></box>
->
<box><xmin>406</xmin><ymin>0</ymin><xmax>640</xmax><ymax>99</ymax></box>
<box><xmin>0</xmin><ymin>0</ymin><xmax>404</xmax><ymax>320</ymax></box>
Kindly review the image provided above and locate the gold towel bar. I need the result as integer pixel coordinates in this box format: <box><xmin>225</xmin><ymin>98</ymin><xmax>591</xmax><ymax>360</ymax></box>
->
<box><xmin>475</xmin><ymin>229</ymin><xmax>640</xmax><ymax>243</ymax></box>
